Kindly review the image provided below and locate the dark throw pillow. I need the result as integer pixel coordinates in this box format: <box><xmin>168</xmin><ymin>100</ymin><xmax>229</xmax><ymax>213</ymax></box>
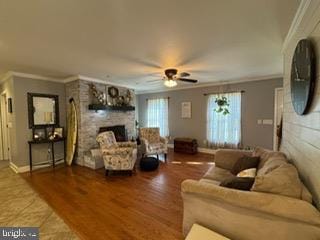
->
<box><xmin>231</xmin><ymin>156</ymin><xmax>260</xmax><ymax>175</ymax></box>
<box><xmin>220</xmin><ymin>177</ymin><xmax>255</xmax><ymax>191</ymax></box>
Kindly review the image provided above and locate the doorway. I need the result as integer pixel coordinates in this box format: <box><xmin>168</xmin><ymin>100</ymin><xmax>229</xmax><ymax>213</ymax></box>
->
<box><xmin>0</xmin><ymin>92</ymin><xmax>10</xmax><ymax>162</ymax></box>
<box><xmin>273</xmin><ymin>88</ymin><xmax>284</xmax><ymax>151</ymax></box>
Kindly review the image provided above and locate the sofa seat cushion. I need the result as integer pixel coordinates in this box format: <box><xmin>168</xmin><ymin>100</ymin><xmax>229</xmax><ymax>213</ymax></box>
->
<box><xmin>199</xmin><ymin>178</ymin><xmax>221</xmax><ymax>185</ymax></box>
<box><xmin>253</xmin><ymin>147</ymin><xmax>287</xmax><ymax>169</ymax></box>
<box><xmin>252</xmin><ymin>163</ymin><xmax>303</xmax><ymax>199</ymax></box>
<box><xmin>203</xmin><ymin>165</ymin><xmax>235</xmax><ymax>183</ymax></box>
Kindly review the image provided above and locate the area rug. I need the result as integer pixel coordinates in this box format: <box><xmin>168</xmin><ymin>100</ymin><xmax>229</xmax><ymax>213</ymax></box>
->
<box><xmin>0</xmin><ymin>167</ymin><xmax>79</xmax><ymax>240</ymax></box>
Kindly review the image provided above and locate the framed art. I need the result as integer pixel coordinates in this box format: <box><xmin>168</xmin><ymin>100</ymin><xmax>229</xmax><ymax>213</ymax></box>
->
<box><xmin>181</xmin><ymin>102</ymin><xmax>192</xmax><ymax>118</ymax></box>
<box><xmin>32</xmin><ymin>128</ymin><xmax>46</xmax><ymax>141</ymax></box>
<box><xmin>54</xmin><ymin>127</ymin><xmax>64</xmax><ymax>139</ymax></box>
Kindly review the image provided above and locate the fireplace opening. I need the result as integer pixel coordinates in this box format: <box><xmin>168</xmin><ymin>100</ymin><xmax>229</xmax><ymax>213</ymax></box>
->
<box><xmin>99</xmin><ymin>125</ymin><xmax>127</xmax><ymax>142</ymax></box>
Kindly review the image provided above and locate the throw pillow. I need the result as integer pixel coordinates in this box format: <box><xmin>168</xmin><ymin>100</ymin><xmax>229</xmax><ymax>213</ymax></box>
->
<box><xmin>251</xmin><ymin>163</ymin><xmax>302</xmax><ymax>199</ymax></box>
<box><xmin>236</xmin><ymin>168</ymin><xmax>257</xmax><ymax>178</ymax></box>
<box><xmin>220</xmin><ymin>177</ymin><xmax>255</xmax><ymax>191</ymax></box>
<box><xmin>231</xmin><ymin>156</ymin><xmax>260</xmax><ymax>175</ymax></box>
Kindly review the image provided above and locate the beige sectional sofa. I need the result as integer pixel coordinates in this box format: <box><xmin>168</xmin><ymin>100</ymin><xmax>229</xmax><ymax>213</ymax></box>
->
<box><xmin>181</xmin><ymin>148</ymin><xmax>320</xmax><ymax>240</ymax></box>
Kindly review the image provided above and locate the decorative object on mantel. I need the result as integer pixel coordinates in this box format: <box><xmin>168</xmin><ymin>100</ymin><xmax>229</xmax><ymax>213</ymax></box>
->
<box><xmin>90</xmin><ymin>84</ymin><xmax>106</xmax><ymax>104</ymax></box>
<box><xmin>89</xmin><ymin>83</ymin><xmax>135</xmax><ymax>111</ymax></box>
<box><xmin>214</xmin><ymin>96</ymin><xmax>230</xmax><ymax>115</ymax></box>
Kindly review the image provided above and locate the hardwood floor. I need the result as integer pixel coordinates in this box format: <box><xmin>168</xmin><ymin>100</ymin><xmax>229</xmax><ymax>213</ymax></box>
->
<box><xmin>21</xmin><ymin>149</ymin><xmax>214</xmax><ymax>240</ymax></box>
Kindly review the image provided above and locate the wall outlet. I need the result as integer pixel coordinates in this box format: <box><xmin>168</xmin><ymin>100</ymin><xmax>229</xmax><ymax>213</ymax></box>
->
<box><xmin>262</xmin><ymin>119</ymin><xmax>273</xmax><ymax>125</ymax></box>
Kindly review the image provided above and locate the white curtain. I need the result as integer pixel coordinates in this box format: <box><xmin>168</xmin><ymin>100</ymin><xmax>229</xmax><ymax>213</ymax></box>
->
<box><xmin>147</xmin><ymin>98</ymin><xmax>169</xmax><ymax>137</ymax></box>
<box><xmin>207</xmin><ymin>92</ymin><xmax>241</xmax><ymax>148</ymax></box>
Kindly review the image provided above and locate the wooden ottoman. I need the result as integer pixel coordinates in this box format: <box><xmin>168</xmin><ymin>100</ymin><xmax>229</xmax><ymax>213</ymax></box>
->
<box><xmin>174</xmin><ymin>138</ymin><xmax>198</xmax><ymax>154</ymax></box>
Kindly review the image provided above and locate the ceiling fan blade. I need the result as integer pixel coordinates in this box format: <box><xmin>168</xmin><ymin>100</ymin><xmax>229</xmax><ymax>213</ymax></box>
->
<box><xmin>179</xmin><ymin>72</ymin><xmax>190</xmax><ymax>77</ymax></box>
<box><xmin>177</xmin><ymin>78</ymin><xmax>198</xmax><ymax>83</ymax></box>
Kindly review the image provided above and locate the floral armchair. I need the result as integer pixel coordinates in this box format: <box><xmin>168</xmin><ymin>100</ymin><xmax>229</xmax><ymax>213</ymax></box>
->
<box><xmin>96</xmin><ymin>131</ymin><xmax>137</xmax><ymax>175</ymax></box>
<box><xmin>139</xmin><ymin>127</ymin><xmax>168</xmax><ymax>162</ymax></box>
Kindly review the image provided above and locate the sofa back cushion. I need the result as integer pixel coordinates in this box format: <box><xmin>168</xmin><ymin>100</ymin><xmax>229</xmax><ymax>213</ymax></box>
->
<box><xmin>215</xmin><ymin>149</ymin><xmax>252</xmax><ymax>171</ymax></box>
<box><xmin>251</xmin><ymin>163</ymin><xmax>303</xmax><ymax>199</ymax></box>
<box><xmin>140</xmin><ymin>127</ymin><xmax>160</xmax><ymax>144</ymax></box>
<box><xmin>231</xmin><ymin>156</ymin><xmax>260</xmax><ymax>175</ymax></box>
<box><xmin>257</xmin><ymin>156</ymin><xmax>288</xmax><ymax>176</ymax></box>
<box><xmin>253</xmin><ymin>147</ymin><xmax>287</xmax><ymax>169</ymax></box>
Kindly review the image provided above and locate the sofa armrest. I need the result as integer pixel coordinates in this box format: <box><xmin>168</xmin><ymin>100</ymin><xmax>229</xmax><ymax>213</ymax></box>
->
<box><xmin>118</xmin><ymin>141</ymin><xmax>137</xmax><ymax>148</ymax></box>
<box><xmin>160</xmin><ymin>136</ymin><xmax>168</xmax><ymax>145</ymax></box>
<box><xmin>181</xmin><ymin>180</ymin><xmax>320</xmax><ymax>226</ymax></box>
<box><xmin>214</xmin><ymin>149</ymin><xmax>252</xmax><ymax>171</ymax></box>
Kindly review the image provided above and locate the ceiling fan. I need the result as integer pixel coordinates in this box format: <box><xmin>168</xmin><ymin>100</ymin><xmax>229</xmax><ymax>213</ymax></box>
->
<box><xmin>161</xmin><ymin>68</ymin><xmax>198</xmax><ymax>87</ymax></box>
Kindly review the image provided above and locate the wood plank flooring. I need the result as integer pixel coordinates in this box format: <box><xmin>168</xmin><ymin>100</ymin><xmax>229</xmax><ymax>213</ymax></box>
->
<box><xmin>21</xmin><ymin>149</ymin><xmax>214</xmax><ymax>240</ymax></box>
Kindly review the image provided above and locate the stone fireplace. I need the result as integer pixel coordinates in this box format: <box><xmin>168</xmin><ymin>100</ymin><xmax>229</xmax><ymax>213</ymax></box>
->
<box><xmin>65</xmin><ymin>78</ymin><xmax>136</xmax><ymax>166</ymax></box>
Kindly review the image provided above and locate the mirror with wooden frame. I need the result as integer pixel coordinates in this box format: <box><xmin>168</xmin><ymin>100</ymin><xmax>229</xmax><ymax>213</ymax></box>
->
<box><xmin>27</xmin><ymin>93</ymin><xmax>60</xmax><ymax>128</ymax></box>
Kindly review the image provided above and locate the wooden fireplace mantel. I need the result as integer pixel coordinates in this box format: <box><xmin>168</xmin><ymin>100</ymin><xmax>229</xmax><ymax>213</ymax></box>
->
<box><xmin>88</xmin><ymin>104</ymin><xmax>135</xmax><ymax>111</ymax></box>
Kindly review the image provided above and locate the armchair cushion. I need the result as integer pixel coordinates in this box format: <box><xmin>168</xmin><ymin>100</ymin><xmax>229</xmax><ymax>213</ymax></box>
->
<box><xmin>117</xmin><ymin>141</ymin><xmax>137</xmax><ymax>148</ymax></box>
<box><xmin>96</xmin><ymin>131</ymin><xmax>117</xmax><ymax>148</ymax></box>
<box><xmin>101</xmin><ymin>147</ymin><xmax>134</xmax><ymax>156</ymax></box>
<box><xmin>140</xmin><ymin>127</ymin><xmax>160</xmax><ymax>144</ymax></box>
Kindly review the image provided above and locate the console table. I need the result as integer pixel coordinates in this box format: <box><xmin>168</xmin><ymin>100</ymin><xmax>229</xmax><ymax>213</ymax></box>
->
<box><xmin>28</xmin><ymin>138</ymin><xmax>66</xmax><ymax>172</ymax></box>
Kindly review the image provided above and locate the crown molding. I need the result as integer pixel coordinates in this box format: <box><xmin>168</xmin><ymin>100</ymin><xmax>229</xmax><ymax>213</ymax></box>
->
<box><xmin>0</xmin><ymin>71</ymin><xmax>13</xmax><ymax>84</ymax></box>
<box><xmin>135</xmin><ymin>74</ymin><xmax>283</xmax><ymax>95</ymax></box>
<box><xmin>1</xmin><ymin>71</ymin><xmax>63</xmax><ymax>83</ymax></box>
<box><xmin>282</xmin><ymin>0</ymin><xmax>312</xmax><ymax>53</ymax></box>
<box><xmin>64</xmin><ymin>74</ymin><xmax>131</xmax><ymax>89</ymax></box>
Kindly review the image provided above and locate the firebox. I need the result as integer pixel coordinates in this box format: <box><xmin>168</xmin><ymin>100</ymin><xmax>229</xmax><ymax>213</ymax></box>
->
<box><xmin>99</xmin><ymin>125</ymin><xmax>127</xmax><ymax>142</ymax></box>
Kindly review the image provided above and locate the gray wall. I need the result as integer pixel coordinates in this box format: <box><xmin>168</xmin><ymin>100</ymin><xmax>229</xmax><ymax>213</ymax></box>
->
<box><xmin>138</xmin><ymin>78</ymin><xmax>282</xmax><ymax>149</ymax></box>
<box><xmin>1</xmin><ymin>76</ymin><xmax>66</xmax><ymax>167</ymax></box>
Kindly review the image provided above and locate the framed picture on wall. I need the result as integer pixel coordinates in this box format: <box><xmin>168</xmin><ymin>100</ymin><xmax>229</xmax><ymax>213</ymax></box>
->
<box><xmin>32</xmin><ymin>128</ymin><xmax>46</xmax><ymax>141</ymax></box>
<box><xmin>54</xmin><ymin>127</ymin><xmax>64</xmax><ymax>139</ymax></box>
<box><xmin>181</xmin><ymin>102</ymin><xmax>192</xmax><ymax>119</ymax></box>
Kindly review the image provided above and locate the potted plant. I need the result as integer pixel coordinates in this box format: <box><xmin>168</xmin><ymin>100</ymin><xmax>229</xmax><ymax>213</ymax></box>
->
<box><xmin>214</xmin><ymin>96</ymin><xmax>230</xmax><ymax>115</ymax></box>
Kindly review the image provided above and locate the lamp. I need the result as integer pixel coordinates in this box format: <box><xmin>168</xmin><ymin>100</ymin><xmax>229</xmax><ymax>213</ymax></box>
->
<box><xmin>164</xmin><ymin>79</ymin><xmax>177</xmax><ymax>87</ymax></box>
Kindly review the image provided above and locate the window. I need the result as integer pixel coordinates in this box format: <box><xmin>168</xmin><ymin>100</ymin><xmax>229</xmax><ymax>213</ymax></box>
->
<box><xmin>207</xmin><ymin>92</ymin><xmax>241</xmax><ymax>148</ymax></box>
<box><xmin>147</xmin><ymin>98</ymin><xmax>169</xmax><ymax>137</ymax></box>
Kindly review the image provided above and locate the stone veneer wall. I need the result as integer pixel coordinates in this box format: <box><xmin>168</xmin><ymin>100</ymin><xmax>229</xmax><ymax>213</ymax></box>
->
<box><xmin>65</xmin><ymin>79</ymin><xmax>136</xmax><ymax>165</ymax></box>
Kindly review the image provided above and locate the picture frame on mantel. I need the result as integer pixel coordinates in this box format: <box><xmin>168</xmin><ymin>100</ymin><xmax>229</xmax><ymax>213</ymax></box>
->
<box><xmin>181</xmin><ymin>102</ymin><xmax>192</xmax><ymax>119</ymax></box>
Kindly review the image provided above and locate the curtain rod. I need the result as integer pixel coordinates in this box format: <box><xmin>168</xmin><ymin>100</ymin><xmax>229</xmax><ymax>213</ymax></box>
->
<box><xmin>203</xmin><ymin>90</ymin><xmax>245</xmax><ymax>96</ymax></box>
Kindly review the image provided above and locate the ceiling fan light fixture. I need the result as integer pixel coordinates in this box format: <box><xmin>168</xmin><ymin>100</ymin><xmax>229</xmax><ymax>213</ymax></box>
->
<box><xmin>164</xmin><ymin>79</ymin><xmax>177</xmax><ymax>87</ymax></box>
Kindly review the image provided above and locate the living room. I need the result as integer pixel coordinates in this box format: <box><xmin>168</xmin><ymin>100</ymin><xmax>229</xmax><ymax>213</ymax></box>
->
<box><xmin>0</xmin><ymin>0</ymin><xmax>320</xmax><ymax>239</ymax></box>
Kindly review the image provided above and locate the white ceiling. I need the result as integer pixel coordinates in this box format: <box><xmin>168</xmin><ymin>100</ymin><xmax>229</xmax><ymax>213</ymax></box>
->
<box><xmin>0</xmin><ymin>0</ymin><xmax>300</xmax><ymax>91</ymax></box>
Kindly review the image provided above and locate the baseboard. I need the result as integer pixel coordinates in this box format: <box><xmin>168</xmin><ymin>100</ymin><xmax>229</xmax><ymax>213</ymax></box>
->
<box><xmin>168</xmin><ymin>144</ymin><xmax>216</xmax><ymax>155</ymax></box>
<box><xmin>9</xmin><ymin>160</ymin><xmax>64</xmax><ymax>173</ymax></box>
